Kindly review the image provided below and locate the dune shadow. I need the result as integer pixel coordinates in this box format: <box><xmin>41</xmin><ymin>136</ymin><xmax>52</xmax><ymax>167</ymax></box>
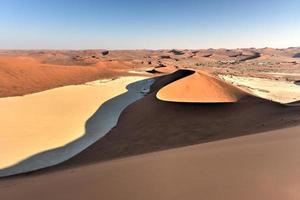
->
<box><xmin>0</xmin><ymin>77</ymin><xmax>155</xmax><ymax>177</ymax></box>
<box><xmin>2</xmin><ymin>69</ymin><xmax>300</xmax><ymax>178</ymax></box>
<box><xmin>294</xmin><ymin>80</ymin><xmax>300</xmax><ymax>86</ymax></box>
<box><xmin>34</xmin><ymin>70</ymin><xmax>299</xmax><ymax>173</ymax></box>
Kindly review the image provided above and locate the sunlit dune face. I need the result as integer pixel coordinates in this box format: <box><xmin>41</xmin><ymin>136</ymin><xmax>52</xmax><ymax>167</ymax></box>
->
<box><xmin>156</xmin><ymin>70</ymin><xmax>247</xmax><ymax>103</ymax></box>
<box><xmin>0</xmin><ymin>76</ymin><xmax>146</xmax><ymax>169</ymax></box>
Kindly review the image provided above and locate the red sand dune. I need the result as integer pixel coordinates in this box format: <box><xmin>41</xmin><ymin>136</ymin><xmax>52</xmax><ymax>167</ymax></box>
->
<box><xmin>157</xmin><ymin>70</ymin><xmax>248</xmax><ymax>102</ymax></box>
<box><xmin>0</xmin><ymin>55</ymin><xmax>134</xmax><ymax>97</ymax></box>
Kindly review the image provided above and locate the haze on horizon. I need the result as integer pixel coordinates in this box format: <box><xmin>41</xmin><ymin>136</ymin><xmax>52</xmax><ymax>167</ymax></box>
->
<box><xmin>0</xmin><ymin>0</ymin><xmax>299</xmax><ymax>50</ymax></box>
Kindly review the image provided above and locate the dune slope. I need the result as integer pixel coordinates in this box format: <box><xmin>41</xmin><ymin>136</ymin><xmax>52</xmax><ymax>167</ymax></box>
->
<box><xmin>0</xmin><ymin>76</ymin><xmax>153</xmax><ymax>177</ymax></box>
<box><xmin>157</xmin><ymin>71</ymin><xmax>248</xmax><ymax>103</ymax></box>
<box><xmin>1</xmin><ymin>126</ymin><xmax>300</xmax><ymax>200</ymax></box>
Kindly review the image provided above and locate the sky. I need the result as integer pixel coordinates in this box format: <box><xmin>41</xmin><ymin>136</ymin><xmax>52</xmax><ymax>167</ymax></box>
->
<box><xmin>0</xmin><ymin>0</ymin><xmax>299</xmax><ymax>49</ymax></box>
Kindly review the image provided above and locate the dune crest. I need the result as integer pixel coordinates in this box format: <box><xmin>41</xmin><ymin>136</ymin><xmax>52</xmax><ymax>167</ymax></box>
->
<box><xmin>156</xmin><ymin>70</ymin><xmax>248</xmax><ymax>103</ymax></box>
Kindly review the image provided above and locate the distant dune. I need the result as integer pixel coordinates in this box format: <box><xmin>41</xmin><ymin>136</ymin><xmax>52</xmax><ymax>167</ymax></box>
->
<box><xmin>1</xmin><ymin>48</ymin><xmax>300</xmax><ymax>99</ymax></box>
<box><xmin>0</xmin><ymin>55</ymin><xmax>135</xmax><ymax>97</ymax></box>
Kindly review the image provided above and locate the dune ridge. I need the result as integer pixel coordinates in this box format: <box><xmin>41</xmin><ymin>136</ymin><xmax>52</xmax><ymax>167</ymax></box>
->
<box><xmin>156</xmin><ymin>70</ymin><xmax>249</xmax><ymax>103</ymax></box>
<box><xmin>0</xmin><ymin>76</ymin><xmax>154</xmax><ymax>177</ymax></box>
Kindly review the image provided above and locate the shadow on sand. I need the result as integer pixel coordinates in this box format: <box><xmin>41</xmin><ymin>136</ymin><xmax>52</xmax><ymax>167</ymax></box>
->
<box><xmin>33</xmin><ymin>70</ymin><xmax>300</xmax><ymax>174</ymax></box>
<box><xmin>2</xmin><ymin>70</ymin><xmax>300</xmax><ymax>178</ymax></box>
<box><xmin>0</xmin><ymin>77</ymin><xmax>155</xmax><ymax>177</ymax></box>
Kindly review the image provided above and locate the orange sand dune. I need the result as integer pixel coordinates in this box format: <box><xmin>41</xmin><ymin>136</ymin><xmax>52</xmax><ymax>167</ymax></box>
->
<box><xmin>157</xmin><ymin>70</ymin><xmax>248</xmax><ymax>103</ymax></box>
<box><xmin>0</xmin><ymin>55</ymin><xmax>134</xmax><ymax>97</ymax></box>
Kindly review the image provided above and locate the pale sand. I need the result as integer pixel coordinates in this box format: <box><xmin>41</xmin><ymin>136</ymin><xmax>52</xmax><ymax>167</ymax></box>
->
<box><xmin>0</xmin><ymin>76</ymin><xmax>152</xmax><ymax>173</ymax></box>
<box><xmin>219</xmin><ymin>74</ymin><xmax>300</xmax><ymax>103</ymax></box>
<box><xmin>263</xmin><ymin>72</ymin><xmax>300</xmax><ymax>77</ymax></box>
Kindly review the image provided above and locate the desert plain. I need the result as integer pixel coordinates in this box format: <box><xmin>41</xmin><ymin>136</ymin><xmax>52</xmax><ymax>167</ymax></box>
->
<box><xmin>1</xmin><ymin>48</ymin><xmax>300</xmax><ymax>199</ymax></box>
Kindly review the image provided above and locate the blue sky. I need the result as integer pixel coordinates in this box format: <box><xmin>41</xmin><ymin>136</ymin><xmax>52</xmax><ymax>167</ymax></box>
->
<box><xmin>0</xmin><ymin>0</ymin><xmax>299</xmax><ymax>49</ymax></box>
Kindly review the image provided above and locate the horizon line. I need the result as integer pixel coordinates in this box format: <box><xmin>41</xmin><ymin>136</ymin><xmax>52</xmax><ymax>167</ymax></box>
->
<box><xmin>1</xmin><ymin>46</ymin><xmax>300</xmax><ymax>51</ymax></box>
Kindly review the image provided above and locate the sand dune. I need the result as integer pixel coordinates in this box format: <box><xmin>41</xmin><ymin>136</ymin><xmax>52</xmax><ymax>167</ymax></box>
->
<box><xmin>0</xmin><ymin>55</ymin><xmax>135</xmax><ymax>97</ymax></box>
<box><xmin>1</xmin><ymin>69</ymin><xmax>295</xmax><ymax>174</ymax></box>
<box><xmin>1</xmin><ymin>66</ymin><xmax>300</xmax><ymax>199</ymax></box>
<box><xmin>157</xmin><ymin>70</ymin><xmax>248</xmax><ymax>103</ymax></box>
<box><xmin>1</xmin><ymin>126</ymin><xmax>300</xmax><ymax>200</ymax></box>
<box><xmin>0</xmin><ymin>76</ymin><xmax>153</xmax><ymax>176</ymax></box>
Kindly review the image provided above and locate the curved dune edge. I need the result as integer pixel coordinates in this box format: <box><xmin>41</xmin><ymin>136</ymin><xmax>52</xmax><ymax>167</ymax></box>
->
<box><xmin>0</xmin><ymin>76</ymin><xmax>154</xmax><ymax>177</ymax></box>
<box><xmin>156</xmin><ymin>70</ymin><xmax>249</xmax><ymax>103</ymax></box>
<box><xmin>2</xmin><ymin>126</ymin><xmax>300</xmax><ymax>200</ymax></box>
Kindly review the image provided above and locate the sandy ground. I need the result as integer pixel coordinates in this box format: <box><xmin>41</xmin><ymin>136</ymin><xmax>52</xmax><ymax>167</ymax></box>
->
<box><xmin>1</xmin><ymin>125</ymin><xmax>300</xmax><ymax>200</ymax></box>
<box><xmin>264</xmin><ymin>72</ymin><xmax>300</xmax><ymax>77</ymax></box>
<box><xmin>0</xmin><ymin>76</ymin><xmax>150</xmax><ymax>174</ymax></box>
<box><xmin>219</xmin><ymin>74</ymin><xmax>300</xmax><ymax>103</ymax></box>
